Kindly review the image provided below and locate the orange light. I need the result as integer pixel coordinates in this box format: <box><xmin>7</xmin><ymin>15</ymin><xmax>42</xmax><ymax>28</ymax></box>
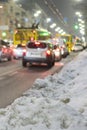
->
<box><xmin>15</xmin><ymin>30</ymin><xmax>18</xmax><ymax>34</ymax></box>
<box><xmin>32</xmin><ymin>30</ymin><xmax>36</xmax><ymax>34</ymax></box>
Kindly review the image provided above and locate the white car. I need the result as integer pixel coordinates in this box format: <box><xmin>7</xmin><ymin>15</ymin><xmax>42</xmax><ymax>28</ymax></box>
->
<box><xmin>72</xmin><ymin>42</ymin><xmax>84</xmax><ymax>52</ymax></box>
<box><xmin>53</xmin><ymin>45</ymin><xmax>62</xmax><ymax>61</ymax></box>
<box><xmin>13</xmin><ymin>44</ymin><xmax>26</xmax><ymax>59</ymax></box>
<box><xmin>22</xmin><ymin>40</ymin><xmax>55</xmax><ymax>67</ymax></box>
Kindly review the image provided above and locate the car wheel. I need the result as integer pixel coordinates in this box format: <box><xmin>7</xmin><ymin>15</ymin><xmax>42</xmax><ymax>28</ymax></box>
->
<box><xmin>22</xmin><ymin>60</ymin><xmax>27</xmax><ymax>67</ymax></box>
<box><xmin>8</xmin><ymin>56</ymin><xmax>12</xmax><ymax>61</ymax></box>
<box><xmin>47</xmin><ymin>61</ymin><xmax>53</xmax><ymax>68</ymax></box>
<box><xmin>57</xmin><ymin>55</ymin><xmax>62</xmax><ymax>61</ymax></box>
<box><xmin>52</xmin><ymin>61</ymin><xmax>55</xmax><ymax>66</ymax></box>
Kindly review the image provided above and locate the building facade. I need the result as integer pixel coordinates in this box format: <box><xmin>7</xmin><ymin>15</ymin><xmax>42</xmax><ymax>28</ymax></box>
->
<box><xmin>0</xmin><ymin>0</ymin><xmax>32</xmax><ymax>40</ymax></box>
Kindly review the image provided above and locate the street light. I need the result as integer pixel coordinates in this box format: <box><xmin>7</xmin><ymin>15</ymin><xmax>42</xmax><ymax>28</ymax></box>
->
<box><xmin>75</xmin><ymin>12</ymin><xmax>82</xmax><ymax>17</ymax></box>
<box><xmin>0</xmin><ymin>6</ymin><xmax>3</xmax><ymax>9</ymax></box>
<box><xmin>46</xmin><ymin>18</ymin><xmax>51</xmax><ymax>23</ymax></box>
<box><xmin>50</xmin><ymin>23</ymin><xmax>56</xmax><ymax>28</ymax></box>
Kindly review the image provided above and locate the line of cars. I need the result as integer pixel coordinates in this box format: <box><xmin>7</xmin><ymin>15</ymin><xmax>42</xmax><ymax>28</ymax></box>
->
<box><xmin>1</xmin><ymin>39</ymin><xmax>86</xmax><ymax>68</ymax></box>
<box><xmin>21</xmin><ymin>40</ymin><xmax>69</xmax><ymax>68</ymax></box>
<box><xmin>0</xmin><ymin>39</ymin><xmax>69</xmax><ymax>67</ymax></box>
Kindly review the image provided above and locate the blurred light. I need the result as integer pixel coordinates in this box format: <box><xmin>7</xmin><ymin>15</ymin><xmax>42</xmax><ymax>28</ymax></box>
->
<box><xmin>0</xmin><ymin>5</ymin><xmax>3</xmax><ymax>8</ymax></box>
<box><xmin>78</xmin><ymin>19</ymin><xmax>85</xmax><ymax>24</ymax></box>
<box><xmin>34</xmin><ymin>10</ymin><xmax>41</xmax><ymax>17</ymax></box>
<box><xmin>50</xmin><ymin>23</ymin><xmax>56</xmax><ymax>28</ymax></box>
<box><xmin>58</xmin><ymin>29</ymin><xmax>63</xmax><ymax>34</ymax></box>
<box><xmin>55</xmin><ymin>27</ymin><xmax>61</xmax><ymax>31</ymax></box>
<box><xmin>79</xmin><ymin>28</ymin><xmax>85</xmax><ymax>31</ymax></box>
<box><xmin>80</xmin><ymin>30</ymin><xmax>85</xmax><ymax>35</ymax></box>
<box><xmin>46</xmin><ymin>18</ymin><xmax>51</xmax><ymax>23</ymax></box>
<box><xmin>37</xmin><ymin>10</ymin><xmax>41</xmax><ymax>14</ymax></box>
<box><xmin>17</xmin><ymin>23</ymin><xmax>21</xmax><ymax>27</ymax></box>
<box><xmin>74</xmin><ymin>24</ymin><xmax>79</xmax><ymax>30</ymax></box>
<box><xmin>61</xmin><ymin>32</ymin><xmax>66</xmax><ymax>35</ymax></box>
<box><xmin>75</xmin><ymin>12</ymin><xmax>82</xmax><ymax>17</ymax></box>
<box><xmin>2</xmin><ymin>32</ymin><xmax>7</xmax><ymax>37</ymax></box>
<box><xmin>79</xmin><ymin>23</ymin><xmax>85</xmax><ymax>28</ymax></box>
<box><xmin>34</xmin><ymin>13</ymin><xmax>39</xmax><ymax>17</ymax></box>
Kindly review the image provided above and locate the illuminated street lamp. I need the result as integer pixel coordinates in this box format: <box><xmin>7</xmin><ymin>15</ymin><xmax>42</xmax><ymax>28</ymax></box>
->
<box><xmin>75</xmin><ymin>12</ymin><xmax>82</xmax><ymax>17</ymax></box>
<box><xmin>0</xmin><ymin>5</ymin><xmax>3</xmax><ymax>9</ymax></box>
<box><xmin>55</xmin><ymin>27</ymin><xmax>61</xmax><ymax>31</ymax></box>
<box><xmin>46</xmin><ymin>18</ymin><xmax>51</xmax><ymax>23</ymax></box>
<box><xmin>50</xmin><ymin>23</ymin><xmax>56</xmax><ymax>28</ymax></box>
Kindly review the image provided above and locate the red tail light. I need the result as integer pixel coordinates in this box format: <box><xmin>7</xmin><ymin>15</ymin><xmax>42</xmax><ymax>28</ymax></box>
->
<box><xmin>23</xmin><ymin>49</ymin><xmax>26</xmax><ymax>56</ymax></box>
<box><xmin>46</xmin><ymin>50</ymin><xmax>51</xmax><ymax>55</ymax></box>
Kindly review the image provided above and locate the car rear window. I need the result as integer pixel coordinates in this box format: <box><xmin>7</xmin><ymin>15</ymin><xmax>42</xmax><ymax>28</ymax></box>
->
<box><xmin>27</xmin><ymin>42</ymin><xmax>47</xmax><ymax>49</ymax></box>
<box><xmin>17</xmin><ymin>44</ymin><xmax>26</xmax><ymax>48</ymax></box>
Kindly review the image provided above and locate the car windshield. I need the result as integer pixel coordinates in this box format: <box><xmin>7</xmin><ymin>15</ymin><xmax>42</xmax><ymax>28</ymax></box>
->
<box><xmin>27</xmin><ymin>42</ymin><xmax>47</xmax><ymax>49</ymax></box>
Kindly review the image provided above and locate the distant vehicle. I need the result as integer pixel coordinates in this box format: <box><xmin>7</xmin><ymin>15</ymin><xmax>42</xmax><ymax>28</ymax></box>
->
<box><xmin>13</xmin><ymin>44</ymin><xmax>26</xmax><ymax>59</ymax></box>
<box><xmin>22</xmin><ymin>40</ymin><xmax>55</xmax><ymax>67</ymax></box>
<box><xmin>0</xmin><ymin>42</ymin><xmax>12</xmax><ymax>62</ymax></box>
<box><xmin>57</xmin><ymin>38</ymin><xmax>69</xmax><ymax>58</ymax></box>
<box><xmin>13</xmin><ymin>25</ymin><xmax>51</xmax><ymax>46</ymax></box>
<box><xmin>60</xmin><ymin>44</ymin><xmax>69</xmax><ymax>58</ymax></box>
<box><xmin>53</xmin><ymin>45</ymin><xmax>62</xmax><ymax>61</ymax></box>
<box><xmin>82</xmin><ymin>42</ymin><xmax>87</xmax><ymax>49</ymax></box>
<box><xmin>72</xmin><ymin>41</ymin><xmax>84</xmax><ymax>52</ymax></box>
<box><xmin>60</xmin><ymin>34</ymin><xmax>75</xmax><ymax>53</ymax></box>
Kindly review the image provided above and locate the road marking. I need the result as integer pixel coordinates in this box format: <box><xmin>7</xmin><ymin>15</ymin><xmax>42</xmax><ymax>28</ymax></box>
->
<box><xmin>0</xmin><ymin>70</ymin><xmax>18</xmax><ymax>77</ymax></box>
<box><xmin>8</xmin><ymin>71</ymin><xmax>18</xmax><ymax>76</ymax></box>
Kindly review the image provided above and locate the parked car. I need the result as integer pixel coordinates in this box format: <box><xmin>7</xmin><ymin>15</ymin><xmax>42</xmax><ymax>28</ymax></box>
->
<box><xmin>13</xmin><ymin>44</ymin><xmax>26</xmax><ymax>59</ymax></box>
<box><xmin>72</xmin><ymin>42</ymin><xmax>84</xmax><ymax>52</ymax></box>
<box><xmin>82</xmin><ymin>42</ymin><xmax>87</xmax><ymax>49</ymax></box>
<box><xmin>0</xmin><ymin>44</ymin><xmax>12</xmax><ymax>62</ymax></box>
<box><xmin>60</xmin><ymin>44</ymin><xmax>69</xmax><ymax>58</ymax></box>
<box><xmin>53</xmin><ymin>44</ymin><xmax>62</xmax><ymax>61</ymax></box>
<box><xmin>22</xmin><ymin>40</ymin><xmax>55</xmax><ymax>67</ymax></box>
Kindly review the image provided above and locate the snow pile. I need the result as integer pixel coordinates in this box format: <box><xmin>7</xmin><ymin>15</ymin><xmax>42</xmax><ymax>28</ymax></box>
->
<box><xmin>0</xmin><ymin>50</ymin><xmax>87</xmax><ymax>130</ymax></box>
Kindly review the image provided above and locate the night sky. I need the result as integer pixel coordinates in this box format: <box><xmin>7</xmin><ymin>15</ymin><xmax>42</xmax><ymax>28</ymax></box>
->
<box><xmin>19</xmin><ymin>0</ymin><xmax>87</xmax><ymax>36</ymax></box>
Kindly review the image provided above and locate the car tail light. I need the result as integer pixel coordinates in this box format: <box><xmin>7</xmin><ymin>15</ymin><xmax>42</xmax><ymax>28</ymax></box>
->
<box><xmin>46</xmin><ymin>50</ymin><xmax>51</xmax><ymax>55</ymax></box>
<box><xmin>23</xmin><ymin>49</ymin><xmax>26</xmax><ymax>56</ymax></box>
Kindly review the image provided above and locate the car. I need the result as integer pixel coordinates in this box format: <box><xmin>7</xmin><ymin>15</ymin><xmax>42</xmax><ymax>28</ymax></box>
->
<box><xmin>13</xmin><ymin>44</ymin><xmax>26</xmax><ymax>59</ymax></box>
<box><xmin>72</xmin><ymin>42</ymin><xmax>84</xmax><ymax>52</ymax></box>
<box><xmin>60</xmin><ymin>44</ymin><xmax>69</xmax><ymax>58</ymax></box>
<box><xmin>82</xmin><ymin>42</ymin><xmax>87</xmax><ymax>49</ymax></box>
<box><xmin>22</xmin><ymin>40</ymin><xmax>55</xmax><ymax>67</ymax></box>
<box><xmin>53</xmin><ymin>44</ymin><xmax>62</xmax><ymax>61</ymax></box>
<box><xmin>0</xmin><ymin>43</ymin><xmax>12</xmax><ymax>62</ymax></box>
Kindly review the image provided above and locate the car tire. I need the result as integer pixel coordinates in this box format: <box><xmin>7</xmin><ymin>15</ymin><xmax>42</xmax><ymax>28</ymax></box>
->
<box><xmin>47</xmin><ymin>60</ymin><xmax>54</xmax><ymax>67</ymax></box>
<box><xmin>22</xmin><ymin>60</ymin><xmax>27</xmax><ymax>67</ymax></box>
<box><xmin>8</xmin><ymin>56</ymin><xmax>12</xmax><ymax>61</ymax></box>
